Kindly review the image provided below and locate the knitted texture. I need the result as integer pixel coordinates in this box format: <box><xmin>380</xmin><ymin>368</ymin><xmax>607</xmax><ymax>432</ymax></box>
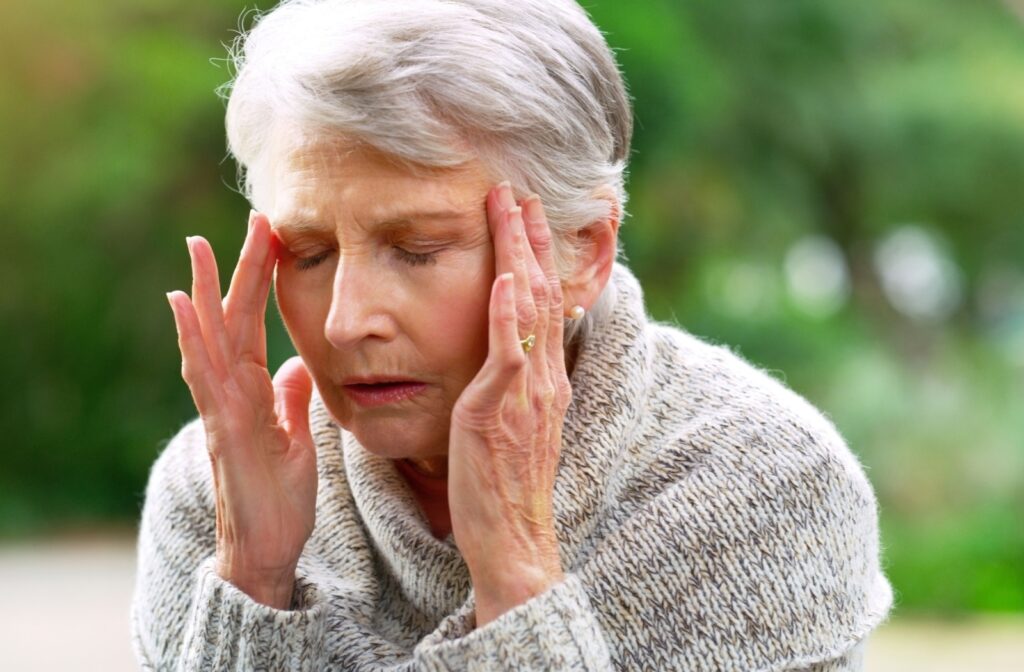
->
<box><xmin>132</xmin><ymin>262</ymin><xmax>894</xmax><ymax>671</ymax></box>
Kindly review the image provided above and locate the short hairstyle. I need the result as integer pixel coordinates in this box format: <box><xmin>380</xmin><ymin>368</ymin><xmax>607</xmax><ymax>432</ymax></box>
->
<box><xmin>221</xmin><ymin>0</ymin><xmax>633</xmax><ymax>345</ymax></box>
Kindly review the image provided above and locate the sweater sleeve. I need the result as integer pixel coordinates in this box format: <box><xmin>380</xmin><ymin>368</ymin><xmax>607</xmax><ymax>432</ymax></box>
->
<box><xmin>404</xmin><ymin>415</ymin><xmax>891</xmax><ymax>672</ymax></box>
<box><xmin>177</xmin><ymin>557</ymin><xmax>327</xmax><ymax>671</ymax></box>
<box><xmin>130</xmin><ymin>418</ymin><xmax>329</xmax><ymax>672</ymax></box>
<box><xmin>413</xmin><ymin>573</ymin><xmax>613</xmax><ymax>671</ymax></box>
<box><xmin>788</xmin><ymin>638</ymin><xmax>867</xmax><ymax>671</ymax></box>
<box><xmin>576</xmin><ymin>414</ymin><xmax>893</xmax><ymax>671</ymax></box>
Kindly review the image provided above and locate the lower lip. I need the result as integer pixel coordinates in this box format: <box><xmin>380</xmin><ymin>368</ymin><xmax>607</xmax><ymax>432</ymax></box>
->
<box><xmin>343</xmin><ymin>382</ymin><xmax>428</xmax><ymax>408</ymax></box>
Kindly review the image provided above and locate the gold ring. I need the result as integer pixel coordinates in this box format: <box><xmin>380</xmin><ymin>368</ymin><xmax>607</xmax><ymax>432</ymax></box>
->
<box><xmin>520</xmin><ymin>334</ymin><xmax>536</xmax><ymax>353</ymax></box>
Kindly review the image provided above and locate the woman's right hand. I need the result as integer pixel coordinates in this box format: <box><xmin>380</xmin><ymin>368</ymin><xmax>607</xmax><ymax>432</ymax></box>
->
<box><xmin>166</xmin><ymin>211</ymin><xmax>318</xmax><ymax>610</ymax></box>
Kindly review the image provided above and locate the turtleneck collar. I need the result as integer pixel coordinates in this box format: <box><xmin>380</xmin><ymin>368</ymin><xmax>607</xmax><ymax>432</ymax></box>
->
<box><xmin>334</xmin><ymin>261</ymin><xmax>653</xmax><ymax>617</ymax></box>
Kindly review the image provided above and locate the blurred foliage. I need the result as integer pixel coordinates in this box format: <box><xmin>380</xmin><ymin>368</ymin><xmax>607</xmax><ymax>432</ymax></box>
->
<box><xmin>1</xmin><ymin>0</ymin><xmax>1022</xmax><ymax>615</ymax></box>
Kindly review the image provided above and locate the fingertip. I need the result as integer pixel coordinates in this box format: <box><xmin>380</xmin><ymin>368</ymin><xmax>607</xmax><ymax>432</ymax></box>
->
<box><xmin>495</xmin><ymin>180</ymin><xmax>517</xmax><ymax>211</ymax></box>
<box><xmin>188</xmin><ymin>236</ymin><xmax>214</xmax><ymax>265</ymax></box>
<box><xmin>264</xmin><ymin>233</ymin><xmax>280</xmax><ymax>270</ymax></box>
<box><xmin>523</xmin><ymin>194</ymin><xmax>545</xmax><ymax>223</ymax></box>
<box><xmin>165</xmin><ymin>291</ymin><xmax>178</xmax><ymax>318</ymax></box>
<box><xmin>166</xmin><ymin>289</ymin><xmax>188</xmax><ymax>308</ymax></box>
<box><xmin>273</xmin><ymin>355</ymin><xmax>312</xmax><ymax>388</ymax></box>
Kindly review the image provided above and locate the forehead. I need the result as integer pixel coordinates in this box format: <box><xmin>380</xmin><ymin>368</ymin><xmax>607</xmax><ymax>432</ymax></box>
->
<box><xmin>270</xmin><ymin>133</ymin><xmax>492</xmax><ymax>235</ymax></box>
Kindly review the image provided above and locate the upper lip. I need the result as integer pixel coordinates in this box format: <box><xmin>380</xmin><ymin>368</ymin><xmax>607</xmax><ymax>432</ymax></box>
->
<box><xmin>341</xmin><ymin>376</ymin><xmax>424</xmax><ymax>386</ymax></box>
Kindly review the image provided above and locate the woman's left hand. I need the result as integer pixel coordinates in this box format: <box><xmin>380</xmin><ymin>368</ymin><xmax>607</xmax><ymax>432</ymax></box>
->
<box><xmin>448</xmin><ymin>183</ymin><xmax>573</xmax><ymax>627</ymax></box>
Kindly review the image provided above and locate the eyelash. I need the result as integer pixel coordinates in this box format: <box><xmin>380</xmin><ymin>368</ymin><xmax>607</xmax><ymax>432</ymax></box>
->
<box><xmin>295</xmin><ymin>251</ymin><xmax>331</xmax><ymax>271</ymax></box>
<box><xmin>393</xmin><ymin>247</ymin><xmax>439</xmax><ymax>267</ymax></box>
<box><xmin>294</xmin><ymin>247</ymin><xmax>438</xmax><ymax>271</ymax></box>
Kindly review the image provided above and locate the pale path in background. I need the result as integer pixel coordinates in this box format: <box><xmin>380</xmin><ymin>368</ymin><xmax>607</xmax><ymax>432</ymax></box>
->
<box><xmin>0</xmin><ymin>536</ymin><xmax>1021</xmax><ymax>672</ymax></box>
<box><xmin>0</xmin><ymin>535</ymin><xmax>137</xmax><ymax>672</ymax></box>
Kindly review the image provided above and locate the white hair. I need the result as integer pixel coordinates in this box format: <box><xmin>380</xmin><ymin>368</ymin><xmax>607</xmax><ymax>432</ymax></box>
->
<box><xmin>220</xmin><ymin>0</ymin><xmax>633</xmax><ymax>346</ymax></box>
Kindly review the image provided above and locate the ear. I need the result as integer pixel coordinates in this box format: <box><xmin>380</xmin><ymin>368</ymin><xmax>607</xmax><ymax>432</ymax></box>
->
<box><xmin>562</xmin><ymin>185</ymin><xmax>621</xmax><ymax>313</ymax></box>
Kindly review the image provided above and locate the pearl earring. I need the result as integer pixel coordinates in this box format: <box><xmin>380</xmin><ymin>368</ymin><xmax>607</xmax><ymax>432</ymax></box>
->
<box><xmin>568</xmin><ymin>305</ymin><xmax>585</xmax><ymax>320</ymax></box>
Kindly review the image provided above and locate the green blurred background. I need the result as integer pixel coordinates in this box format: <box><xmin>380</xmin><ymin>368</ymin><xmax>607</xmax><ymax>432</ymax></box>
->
<box><xmin>2</xmin><ymin>0</ymin><xmax>1022</xmax><ymax>618</ymax></box>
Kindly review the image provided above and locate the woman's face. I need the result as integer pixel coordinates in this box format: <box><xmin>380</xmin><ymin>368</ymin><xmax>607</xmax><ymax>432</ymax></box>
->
<box><xmin>267</xmin><ymin>137</ymin><xmax>496</xmax><ymax>461</ymax></box>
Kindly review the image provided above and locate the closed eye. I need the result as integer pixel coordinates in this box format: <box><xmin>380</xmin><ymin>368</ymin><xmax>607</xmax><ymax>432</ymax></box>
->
<box><xmin>393</xmin><ymin>246</ymin><xmax>439</xmax><ymax>266</ymax></box>
<box><xmin>293</xmin><ymin>246</ymin><xmax>440</xmax><ymax>271</ymax></box>
<box><xmin>295</xmin><ymin>250</ymin><xmax>332</xmax><ymax>271</ymax></box>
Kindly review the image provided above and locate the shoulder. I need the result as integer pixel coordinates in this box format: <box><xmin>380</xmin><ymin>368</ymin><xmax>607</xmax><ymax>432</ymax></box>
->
<box><xmin>132</xmin><ymin>416</ymin><xmax>217</xmax><ymax>665</ymax></box>
<box><xmin>137</xmin><ymin>416</ymin><xmax>218</xmax><ymax>569</ymax></box>
<box><xmin>143</xmin><ymin>416</ymin><xmax>216</xmax><ymax>520</ymax></box>
<box><xmin>582</xmin><ymin>325</ymin><xmax>893</xmax><ymax>668</ymax></box>
<box><xmin>612</xmin><ymin>323</ymin><xmax>879</xmax><ymax>524</ymax></box>
<box><xmin>603</xmin><ymin>322</ymin><xmax>892</xmax><ymax>607</ymax></box>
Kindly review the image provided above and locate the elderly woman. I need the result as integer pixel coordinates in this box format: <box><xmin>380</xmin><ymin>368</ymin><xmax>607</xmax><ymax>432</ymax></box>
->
<box><xmin>132</xmin><ymin>0</ymin><xmax>893</xmax><ymax>669</ymax></box>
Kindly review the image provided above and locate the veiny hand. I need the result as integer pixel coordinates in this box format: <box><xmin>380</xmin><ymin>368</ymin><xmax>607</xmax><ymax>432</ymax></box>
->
<box><xmin>448</xmin><ymin>183</ymin><xmax>573</xmax><ymax>627</ymax></box>
<box><xmin>166</xmin><ymin>211</ymin><xmax>318</xmax><ymax>610</ymax></box>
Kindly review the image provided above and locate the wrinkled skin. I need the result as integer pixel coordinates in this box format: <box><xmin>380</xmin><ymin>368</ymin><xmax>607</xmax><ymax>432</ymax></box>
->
<box><xmin>167</xmin><ymin>137</ymin><xmax>600</xmax><ymax>623</ymax></box>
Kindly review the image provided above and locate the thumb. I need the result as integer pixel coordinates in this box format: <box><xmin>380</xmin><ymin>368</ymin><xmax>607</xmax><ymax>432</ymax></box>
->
<box><xmin>273</xmin><ymin>355</ymin><xmax>314</xmax><ymax>450</ymax></box>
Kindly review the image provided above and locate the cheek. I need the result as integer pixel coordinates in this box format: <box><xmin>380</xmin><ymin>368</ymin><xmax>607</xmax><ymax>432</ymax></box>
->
<box><xmin>273</xmin><ymin>270</ymin><xmax>330</xmax><ymax>352</ymax></box>
<box><xmin>416</xmin><ymin>266</ymin><xmax>493</xmax><ymax>374</ymax></box>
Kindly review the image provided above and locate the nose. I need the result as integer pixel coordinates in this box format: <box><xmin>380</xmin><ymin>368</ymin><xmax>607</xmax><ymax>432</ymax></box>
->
<box><xmin>324</xmin><ymin>254</ymin><xmax>398</xmax><ymax>349</ymax></box>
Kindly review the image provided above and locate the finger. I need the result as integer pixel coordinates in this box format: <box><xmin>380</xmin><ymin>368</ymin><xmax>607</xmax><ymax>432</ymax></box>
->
<box><xmin>167</xmin><ymin>290</ymin><xmax>220</xmax><ymax>416</ymax></box>
<box><xmin>488</xmin><ymin>183</ymin><xmax>538</xmax><ymax>340</ymax></box>
<box><xmin>273</xmin><ymin>356</ymin><xmax>315</xmax><ymax>452</ymax></box>
<box><xmin>256</xmin><ymin>226</ymin><xmax>278</xmax><ymax>319</ymax></box>
<box><xmin>505</xmin><ymin>206</ymin><xmax>538</xmax><ymax>342</ymax></box>
<box><xmin>224</xmin><ymin>211</ymin><xmax>274</xmax><ymax>363</ymax></box>
<box><xmin>250</xmin><ymin>230</ymin><xmax>277</xmax><ymax>367</ymax></box>
<box><xmin>187</xmin><ymin>236</ymin><xmax>233</xmax><ymax>375</ymax></box>
<box><xmin>468</xmin><ymin>273</ymin><xmax>526</xmax><ymax>410</ymax></box>
<box><xmin>523</xmin><ymin>195</ymin><xmax>567</xmax><ymax>374</ymax></box>
<box><xmin>513</xmin><ymin>204</ymin><xmax>552</xmax><ymax>369</ymax></box>
<box><xmin>487</xmin><ymin>182</ymin><xmax>516</xmax><ymax>280</ymax></box>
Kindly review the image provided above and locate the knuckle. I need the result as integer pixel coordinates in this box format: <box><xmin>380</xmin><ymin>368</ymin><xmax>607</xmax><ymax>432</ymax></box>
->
<box><xmin>547</xmin><ymin>278</ymin><xmax>565</xmax><ymax>311</ymax></box>
<box><xmin>537</xmin><ymin>384</ymin><xmax>556</xmax><ymax>408</ymax></box>
<box><xmin>557</xmin><ymin>380</ymin><xmax>574</xmax><ymax>409</ymax></box>
<box><xmin>500</xmin><ymin>353</ymin><xmax>527</xmax><ymax>376</ymax></box>
<box><xmin>500</xmin><ymin>307</ymin><xmax>519</xmax><ymax>326</ymax></box>
<box><xmin>531</xmin><ymin>224</ymin><xmax>554</xmax><ymax>253</ymax></box>
<box><xmin>452</xmin><ymin>398</ymin><xmax>501</xmax><ymax>431</ymax></box>
<box><xmin>511</xmin><ymin>224</ymin><xmax>526</xmax><ymax>252</ymax></box>
<box><xmin>530</xmin><ymin>272</ymin><xmax>549</xmax><ymax>306</ymax></box>
<box><xmin>517</xmin><ymin>301</ymin><xmax>538</xmax><ymax>328</ymax></box>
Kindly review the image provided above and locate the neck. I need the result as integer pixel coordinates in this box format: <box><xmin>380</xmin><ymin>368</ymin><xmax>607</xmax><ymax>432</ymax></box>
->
<box><xmin>404</xmin><ymin>456</ymin><xmax>448</xmax><ymax>478</ymax></box>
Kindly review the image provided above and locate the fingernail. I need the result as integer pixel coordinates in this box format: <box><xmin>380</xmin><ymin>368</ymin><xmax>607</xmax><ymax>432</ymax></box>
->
<box><xmin>249</xmin><ymin>209</ymin><xmax>258</xmax><ymax>230</ymax></box>
<box><xmin>498</xmin><ymin>181</ymin><xmax>516</xmax><ymax>210</ymax></box>
<box><xmin>523</xmin><ymin>194</ymin><xmax>542</xmax><ymax>220</ymax></box>
<box><xmin>165</xmin><ymin>292</ymin><xmax>177</xmax><ymax>314</ymax></box>
<box><xmin>185</xmin><ymin>236</ymin><xmax>195</xmax><ymax>252</ymax></box>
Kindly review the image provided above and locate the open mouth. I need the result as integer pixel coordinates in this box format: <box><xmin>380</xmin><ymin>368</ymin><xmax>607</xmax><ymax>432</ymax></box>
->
<box><xmin>347</xmin><ymin>382</ymin><xmax>412</xmax><ymax>391</ymax></box>
<box><xmin>343</xmin><ymin>381</ymin><xmax>428</xmax><ymax>407</ymax></box>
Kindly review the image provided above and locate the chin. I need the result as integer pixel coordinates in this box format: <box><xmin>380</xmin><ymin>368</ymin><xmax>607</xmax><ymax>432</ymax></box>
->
<box><xmin>316</xmin><ymin>384</ymin><xmax>452</xmax><ymax>460</ymax></box>
<box><xmin>341</xmin><ymin>413</ymin><xmax>450</xmax><ymax>462</ymax></box>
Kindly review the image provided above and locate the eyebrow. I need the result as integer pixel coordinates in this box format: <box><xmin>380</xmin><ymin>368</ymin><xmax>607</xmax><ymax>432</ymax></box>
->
<box><xmin>273</xmin><ymin>207</ymin><xmax>474</xmax><ymax>236</ymax></box>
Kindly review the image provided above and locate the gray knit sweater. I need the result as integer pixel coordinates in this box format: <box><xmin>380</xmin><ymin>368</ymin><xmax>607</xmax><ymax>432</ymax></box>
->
<box><xmin>132</xmin><ymin>262</ymin><xmax>893</xmax><ymax>671</ymax></box>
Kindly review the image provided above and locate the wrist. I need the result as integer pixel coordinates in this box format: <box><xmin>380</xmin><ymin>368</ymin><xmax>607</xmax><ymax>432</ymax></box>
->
<box><xmin>215</xmin><ymin>561</ymin><xmax>296</xmax><ymax>610</ymax></box>
<box><xmin>470</xmin><ymin>554</ymin><xmax>564</xmax><ymax>627</ymax></box>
